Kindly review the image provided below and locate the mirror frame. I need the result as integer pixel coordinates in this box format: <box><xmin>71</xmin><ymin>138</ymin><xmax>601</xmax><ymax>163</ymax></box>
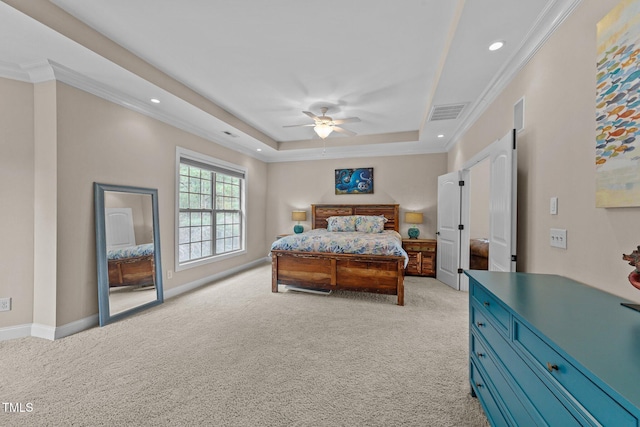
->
<box><xmin>94</xmin><ymin>182</ymin><xmax>164</xmax><ymax>326</ymax></box>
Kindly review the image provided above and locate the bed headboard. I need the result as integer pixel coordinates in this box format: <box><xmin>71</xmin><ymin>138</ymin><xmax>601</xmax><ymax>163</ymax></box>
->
<box><xmin>311</xmin><ymin>204</ymin><xmax>400</xmax><ymax>232</ymax></box>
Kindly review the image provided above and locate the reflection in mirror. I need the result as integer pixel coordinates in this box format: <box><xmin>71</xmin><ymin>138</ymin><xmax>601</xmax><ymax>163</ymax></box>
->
<box><xmin>94</xmin><ymin>183</ymin><xmax>163</xmax><ymax>326</ymax></box>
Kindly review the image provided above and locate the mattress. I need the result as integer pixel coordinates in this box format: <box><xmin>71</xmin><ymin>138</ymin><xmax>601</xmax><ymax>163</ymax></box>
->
<box><xmin>271</xmin><ymin>228</ymin><xmax>408</xmax><ymax>267</ymax></box>
<box><xmin>107</xmin><ymin>243</ymin><xmax>155</xmax><ymax>260</ymax></box>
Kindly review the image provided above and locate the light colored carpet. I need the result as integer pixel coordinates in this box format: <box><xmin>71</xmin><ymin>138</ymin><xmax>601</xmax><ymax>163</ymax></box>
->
<box><xmin>0</xmin><ymin>263</ymin><xmax>489</xmax><ymax>426</ymax></box>
<box><xmin>109</xmin><ymin>284</ymin><xmax>157</xmax><ymax>315</ymax></box>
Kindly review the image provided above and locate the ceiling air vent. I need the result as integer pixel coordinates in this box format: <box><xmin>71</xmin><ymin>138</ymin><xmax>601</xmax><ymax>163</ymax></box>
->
<box><xmin>428</xmin><ymin>103</ymin><xmax>467</xmax><ymax>121</ymax></box>
<box><xmin>222</xmin><ymin>130</ymin><xmax>239</xmax><ymax>138</ymax></box>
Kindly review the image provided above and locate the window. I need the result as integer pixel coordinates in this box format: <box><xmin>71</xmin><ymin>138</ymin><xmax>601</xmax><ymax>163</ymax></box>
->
<box><xmin>176</xmin><ymin>148</ymin><xmax>246</xmax><ymax>269</ymax></box>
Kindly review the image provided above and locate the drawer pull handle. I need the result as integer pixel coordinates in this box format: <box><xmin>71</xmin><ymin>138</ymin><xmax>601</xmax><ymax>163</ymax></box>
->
<box><xmin>483</xmin><ymin>301</ymin><xmax>490</xmax><ymax>307</ymax></box>
<box><xmin>547</xmin><ymin>362</ymin><xmax>559</xmax><ymax>372</ymax></box>
<box><xmin>475</xmin><ymin>382</ymin><xmax>483</xmax><ymax>388</ymax></box>
<box><xmin>476</xmin><ymin>322</ymin><xmax>485</xmax><ymax>327</ymax></box>
<box><xmin>476</xmin><ymin>352</ymin><xmax>484</xmax><ymax>358</ymax></box>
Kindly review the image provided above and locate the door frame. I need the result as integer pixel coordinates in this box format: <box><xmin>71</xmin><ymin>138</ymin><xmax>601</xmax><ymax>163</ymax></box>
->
<box><xmin>457</xmin><ymin>130</ymin><xmax>516</xmax><ymax>291</ymax></box>
<box><xmin>437</xmin><ymin>129</ymin><xmax>517</xmax><ymax>292</ymax></box>
<box><xmin>459</xmin><ymin>152</ymin><xmax>489</xmax><ymax>291</ymax></box>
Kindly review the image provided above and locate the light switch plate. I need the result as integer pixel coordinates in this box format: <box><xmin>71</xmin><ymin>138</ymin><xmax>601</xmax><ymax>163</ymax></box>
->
<box><xmin>550</xmin><ymin>228</ymin><xmax>567</xmax><ymax>249</ymax></box>
<box><xmin>550</xmin><ymin>197</ymin><xmax>558</xmax><ymax>215</ymax></box>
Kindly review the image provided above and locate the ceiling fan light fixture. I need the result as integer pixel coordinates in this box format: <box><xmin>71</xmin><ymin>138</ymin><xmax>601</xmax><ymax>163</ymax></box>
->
<box><xmin>314</xmin><ymin>123</ymin><xmax>333</xmax><ymax>139</ymax></box>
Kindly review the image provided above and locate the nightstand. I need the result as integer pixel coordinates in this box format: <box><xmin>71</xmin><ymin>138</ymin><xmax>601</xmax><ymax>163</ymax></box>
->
<box><xmin>402</xmin><ymin>239</ymin><xmax>437</xmax><ymax>277</ymax></box>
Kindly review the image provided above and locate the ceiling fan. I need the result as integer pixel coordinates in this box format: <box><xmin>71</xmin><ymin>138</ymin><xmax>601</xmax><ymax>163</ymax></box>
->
<box><xmin>283</xmin><ymin>107</ymin><xmax>361</xmax><ymax>139</ymax></box>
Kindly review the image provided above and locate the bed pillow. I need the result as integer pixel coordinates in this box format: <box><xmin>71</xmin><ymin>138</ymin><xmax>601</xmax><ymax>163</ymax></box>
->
<box><xmin>326</xmin><ymin>215</ymin><xmax>357</xmax><ymax>232</ymax></box>
<box><xmin>355</xmin><ymin>215</ymin><xmax>388</xmax><ymax>233</ymax></box>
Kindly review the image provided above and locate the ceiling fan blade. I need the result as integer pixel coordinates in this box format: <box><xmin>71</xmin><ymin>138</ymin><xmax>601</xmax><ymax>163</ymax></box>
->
<box><xmin>283</xmin><ymin>123</ymin><xmax>315</xmax><ymax>128</ymax></box>
<box><xmin>303</xmin><ymin>111</ymin><xmax>318</xmax><ymax>120</ymax></box>
<box><xmin>332</xmin><ymin>117</ymin><xmax>361</xmax><ymax>125</ymax></box>
<box><xmin>333</xmin><ymin>126</ymin><xmax>357</xmax><ymax>136</ymax></box>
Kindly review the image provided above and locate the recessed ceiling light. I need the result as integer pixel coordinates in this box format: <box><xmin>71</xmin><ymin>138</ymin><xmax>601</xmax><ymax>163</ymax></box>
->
<box><xmin>489</xmin><ymin>41</ymin><xmax>505</xmax><ymax>51</ymax></box>
<box><xmin>256</xmin><ymin>148</ymin><xmax>262</xmax><ymax>152</ymax></box>
<box><xmin>150</xmin><ymin>98</ymin><xmax>160</xmax><ymax>104</ymax></box>
<box><xmin>437</xmin><ymin>134</ymin><xmax>444</xmax><ymax>138</ymax></box>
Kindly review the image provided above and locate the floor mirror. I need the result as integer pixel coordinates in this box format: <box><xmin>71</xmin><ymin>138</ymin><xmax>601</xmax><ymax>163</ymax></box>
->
<box><xmin>94</xmin><ymin>183</ymin><xmax>164</xmax><ymax>326</ymax></box>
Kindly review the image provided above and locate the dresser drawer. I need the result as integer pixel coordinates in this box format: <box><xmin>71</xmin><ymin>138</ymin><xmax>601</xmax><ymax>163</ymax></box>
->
<box><xmin>405</xmin><ymin>252</ymin><xmax>420</xmax><ymax>273</ymax></box>
<box><xmin>403</xmin><ymin>242</ymin><xmax>430</xmax><ymax>252</ymax></box>
<box><xmin>472</xmin><ymin>306</ymin><xmax>582</xmax><ymax>426</ymax></box>
<box><xmin>471</xmin><ymin>283</ymin><xmax>510</xmax><ymax>335</ymax></box>
<box><xmin>470</xmin><ymin>361</ymin><xmax>509</xmax><ymax>427</ymax></box>
<box><xmin>471</xmin><ymin>334</ymin><xmax>537</xmax><ymax>425</ymax></box>
<box><xmin>421</xmin><ymin>255</ymin><xmax>434</xmax><ymax>273</ymax></box>
<box><xmin>514</xmin><ymin>320</ymin><xmax>636</xmax><ymax>427</ymax></box>
<box><xmin>471</xmin><ymin>304</ymin><xmax>497</xmax><ymax>345</ymax></box>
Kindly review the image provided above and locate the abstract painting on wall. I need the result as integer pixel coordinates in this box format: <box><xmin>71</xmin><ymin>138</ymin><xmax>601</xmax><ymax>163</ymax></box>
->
<box><xmin>335</xmin><ymin>168</ymin><xmax>374</xmax><ymax>194</ymax></box>
<box><xmin>596</xmin><ymin>0</ymin><xmax>640</xmax><ymax>207</ymax></box>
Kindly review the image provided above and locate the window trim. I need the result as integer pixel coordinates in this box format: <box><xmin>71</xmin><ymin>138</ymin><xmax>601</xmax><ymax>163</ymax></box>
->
<box><xmin>175</xmin><ymin>147</ymin><xmax>247</xmax><ymax>272</ymax></box>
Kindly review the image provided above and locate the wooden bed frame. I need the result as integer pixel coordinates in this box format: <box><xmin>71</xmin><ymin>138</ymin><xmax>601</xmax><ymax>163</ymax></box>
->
<box><xmin>108</xmin><ymin>254</ymin><xmax>156</xmax><ymax>288</ymax></box>
<box><xmin>271</xmin><ymin>204</ymin><xmax>405</xmax><ymax>305</ymax></box>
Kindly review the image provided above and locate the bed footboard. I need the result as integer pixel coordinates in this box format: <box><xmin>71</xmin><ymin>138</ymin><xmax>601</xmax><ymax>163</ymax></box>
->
<box><xmin>271</xmin><ymin>250</ymin><xmax>405</xmax><ymax>305</ymax></box>
<box><xmin>108</xmin><ymin>254</ymin><xmax>155</xmax><ymax>287</ymax></box>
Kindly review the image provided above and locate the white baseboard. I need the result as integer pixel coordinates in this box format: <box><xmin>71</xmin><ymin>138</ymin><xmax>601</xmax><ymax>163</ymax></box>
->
<box><xmin>54</xmin><ymin>314</ymin><xmax>99</xmax><ymax>339</ymax></box>
<box><xmin>0</xmin><ymin>323</ymin><xmax>32</xmax><ymax>341</ymax></box>
<box><xmin>31</xmin><ymin>323</ymin><xmax>56</xmax><ymax>340</ymax></box>
<box><xmin>0</xmin><ymin>258</ymin><xmax>269</xmax><ymax>341</ymax></box>
<box><xmin>164</xmin><ymin>257</ymin><xmax>269</xmax><ymax>299</ymax></box>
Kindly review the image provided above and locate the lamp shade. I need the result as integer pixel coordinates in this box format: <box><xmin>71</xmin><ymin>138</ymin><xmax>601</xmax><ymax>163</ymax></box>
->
<box><xmin>405</xmin><ymin>212</ymin><xmax>423</xmax><ymax>224</ymax></box>
<box><xmin>291</xmin><ymin>211</ymin><xmax>307</xmax><ymax>222</ymax></box>
<box><xmin>314</xmin><ymin>124</ymin><xmax>333</xmax><ymax>139</ymax></box>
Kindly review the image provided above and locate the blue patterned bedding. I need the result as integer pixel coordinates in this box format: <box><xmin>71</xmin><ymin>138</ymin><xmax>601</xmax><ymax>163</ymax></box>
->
<box><xmin>271</xmin><ymin>229</ymin><xmax>408</xmax><ymax>267</ymax></box>
<box><xmin>107</xmin><ymin>243</ymin><xmax>155</xmax><ymax>260</ymax></box>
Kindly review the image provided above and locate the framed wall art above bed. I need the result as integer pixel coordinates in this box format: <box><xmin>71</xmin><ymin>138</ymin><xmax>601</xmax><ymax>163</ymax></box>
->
<box><xmin>335</xmin><ymin>168</ymin><xmax>374</xmax><ymax>194</ymax></box>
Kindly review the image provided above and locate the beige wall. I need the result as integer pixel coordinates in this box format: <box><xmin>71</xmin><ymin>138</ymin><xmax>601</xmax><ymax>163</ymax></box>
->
<box><xmin>266</xmin><ymin>154</ymin><xmax>447</xmax><ymax>240</ymax></box>
<box><xmin>54</xmin><ymin>82</ymin><xmax>268</xmax><ymax>325</ymax></box>
<box><xmin>5</xmin><ymin>0</ymin><xmax>639</xmax><ymax>332</ymax></box>
<box><xmin>448</xmin><ymin>0</ymin><xmax>640</xmax><ymax>302</ymax></box>
<box><xmin>0</xmin><ymin>78</ymin><xmax>35</xmax><ymax>327</ymax></box>
<box><xmin>33</xmin><ymin>80</ymin><xmax>58</xmax><ymax>328</ymax></box>
<box><xmin>0</xmin><ymin>79</ymin><xmax>268</xmax><ymax>329</ymax></box>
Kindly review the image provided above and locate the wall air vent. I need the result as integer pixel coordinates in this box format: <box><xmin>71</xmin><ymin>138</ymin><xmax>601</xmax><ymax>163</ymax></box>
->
<box><xmin>428</xmin><ymin>103</ymin><xmax>467</xmax><ymax>121</ymax></box>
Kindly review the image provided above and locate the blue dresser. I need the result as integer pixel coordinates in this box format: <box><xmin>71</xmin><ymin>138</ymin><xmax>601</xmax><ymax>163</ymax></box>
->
<box><xmin>465</xmin><ymin>270</ymin><xmax>640</xmax><ymax>426</ymax></box>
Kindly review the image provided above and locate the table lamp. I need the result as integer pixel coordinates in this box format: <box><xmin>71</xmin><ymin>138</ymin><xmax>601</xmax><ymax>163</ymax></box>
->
<box><xmin>292</xmin><ymin>210</ymin><xmax>306</xmax><ymax>234</ymax></box>
<box><xmin>405</xmin><ymin>212</ymin><xmax>423</xmax><ymax>239</ymax></box>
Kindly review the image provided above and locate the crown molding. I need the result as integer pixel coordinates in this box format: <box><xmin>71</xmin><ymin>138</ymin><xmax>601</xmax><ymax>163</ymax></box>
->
<box><xmin>445</xmin><ymin>0</ymin><xmax>583</xmax><ymax>151</ymax></box>
<box><xmin>51</xmin><ymin>61</ymin><xmax>265</xmax><ymax>162</ymax></box>
<box><xmin>4</xmin><ymin>58</ymin><xmax>270</xmax><ymax>162</ymax></box>
<box><xmin>0</xmin><ymin>59</ymin><xmax>31</xmax><ymax>82</ymax></box>
<box><xmin>20</xmin><ymin>59</ymin><xmax>57</xmax><ymax>82</ymax></box>
<box><xmin>0</xmin><ymin>0</ymin><xmax>582</xmax><ymax>163</ymax></box>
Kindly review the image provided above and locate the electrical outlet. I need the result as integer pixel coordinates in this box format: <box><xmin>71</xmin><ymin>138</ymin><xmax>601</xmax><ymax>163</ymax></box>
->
<box><xmin>550</xmin><ymin>228</ymin><xmax>567</xmax><ymax>249</ymax></box>
<box><xmin>167</xmin><ymin>270</ymin><xmax>173</xmax><ymax>279</ymax></box>
<box><xmin>0</xmin><ymin>298</ymin><xmax>11</xmax><ymax>312</ymax></box>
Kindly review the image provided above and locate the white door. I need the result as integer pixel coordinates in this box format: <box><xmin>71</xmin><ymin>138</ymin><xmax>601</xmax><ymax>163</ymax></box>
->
<box><xmin>488</xmin><ymin>130</ymin><xmax>517</xmax><ymax>272</ymax></box>
<box><xmin>442</xmin><ymin>129</ymin><xmax>518</xmax><ymax>291</ymax></box>
<box><xmin>437</xmin><ymin>171</ymin><xmax>461</xmax><ymax>290</ymax></box>
<box><xmin>105</xmin><ymin>208</ymin><xmax>136</xmax><ymax>250</ymax></box>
